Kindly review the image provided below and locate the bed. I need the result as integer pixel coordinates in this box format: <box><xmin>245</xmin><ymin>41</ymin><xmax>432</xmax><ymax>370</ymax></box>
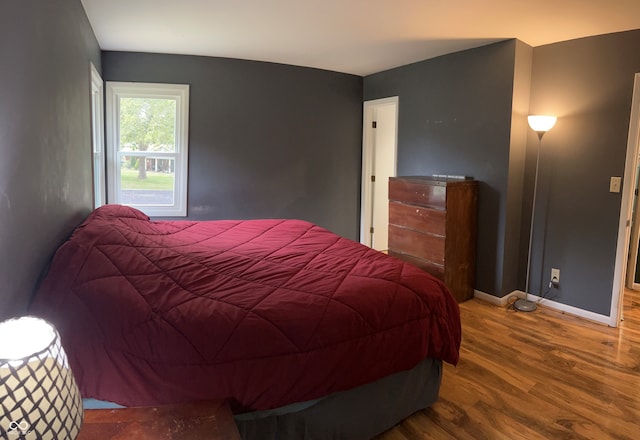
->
<box><xmin>29</xmin><ymin>204</ymin><xmax>461</xmax><ymax>438</ymax></box>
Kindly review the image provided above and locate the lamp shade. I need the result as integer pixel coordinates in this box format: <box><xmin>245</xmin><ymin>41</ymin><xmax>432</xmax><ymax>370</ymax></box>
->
<box><xmin>0</xmin><ymin>316</ymin><xmax>83</xmax><ymax>440</ymax></box>
<box><xmin>527</xmin><ymin>115</ymin><xmax>557</xmax><ymax>133</ymax></box>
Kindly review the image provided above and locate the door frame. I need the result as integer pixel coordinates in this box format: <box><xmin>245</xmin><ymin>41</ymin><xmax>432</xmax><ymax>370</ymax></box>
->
<box><xmin>611</xmin><ymin>72</ymin><xmax>640</xmax><ymax>326</ymax></box>
<box><xmin>90</xmin><ymin>63</ymin><xmax>105</xmax><ymax>208</ymax></box>
<box><xmin>625</xmin><ymin>150</ymin><xmax>640</xmax><ymax>290</ymax></box>
<box><xmin>360</xmin><ymin>96</ymin><xmax>399</xmax><ymax>246</ymax></box>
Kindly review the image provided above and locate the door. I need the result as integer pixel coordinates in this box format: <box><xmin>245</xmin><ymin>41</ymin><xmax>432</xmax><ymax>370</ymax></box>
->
<box><xmin>612</xmin><ymin>72</ymin><xmax>640</xmax><ymax>326</ymax></box>
<box><xmin>360</xmin><ymin>97</ymin><xmax>398</xmax><ymax>251</ymax></box>
<box><xmin>626</xmin><ymin>158</ymin><xmax>640</xmax><ymax>290</ymax></box>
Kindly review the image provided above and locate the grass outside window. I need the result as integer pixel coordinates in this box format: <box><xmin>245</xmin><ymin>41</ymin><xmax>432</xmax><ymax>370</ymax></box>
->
<box><xmin>120</xmin><ymin>168</ymin><xmax>174</xmax><ymax>190</ymax></box>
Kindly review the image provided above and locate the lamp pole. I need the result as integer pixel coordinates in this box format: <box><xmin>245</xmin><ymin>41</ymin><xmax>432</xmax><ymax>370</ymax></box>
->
<box><xmin>514</xmin><ymin>116</ymin><xmax>557</xmax><ymax>312</ymax></box>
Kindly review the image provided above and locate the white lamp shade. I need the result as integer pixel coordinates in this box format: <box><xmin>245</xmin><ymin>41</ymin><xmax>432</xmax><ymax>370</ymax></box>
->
<box><xmin>0</xmin><ymin>316</ymin><xmax>83</xmax><ymax>440</ymax></box>
<box><xmin>528</xmin><ymin>115</ymin><xmax>557</xmax><ymax>132</ymax></box>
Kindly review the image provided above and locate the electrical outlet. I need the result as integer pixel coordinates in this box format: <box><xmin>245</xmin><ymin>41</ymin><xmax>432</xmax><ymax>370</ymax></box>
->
<box><xmin>551</xmin><ymin>268</ymin><xmax>560</xmax><ymax>286</ymax></box>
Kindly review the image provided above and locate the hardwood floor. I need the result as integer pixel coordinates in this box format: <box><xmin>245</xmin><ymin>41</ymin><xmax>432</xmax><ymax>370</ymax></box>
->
<box><xmin>376</xmin><ymin>289</ymin><xmax>640</xmax><ymax>439</ymax></box>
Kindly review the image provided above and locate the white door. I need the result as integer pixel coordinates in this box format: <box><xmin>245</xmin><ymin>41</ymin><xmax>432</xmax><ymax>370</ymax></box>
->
<box><xmin>360</xmin><ymin>97</ymin><xmax>398</xmax><ymax>251</ymax></box>
<box><xmin>611</xmin><ymin>72</ymin><xmax>640</xmax><ymax>326</ymax></box>
<box><xmin>626</xmin><ymin>159</ymin><xmax>640</xmax><ymax>289</ymax></box>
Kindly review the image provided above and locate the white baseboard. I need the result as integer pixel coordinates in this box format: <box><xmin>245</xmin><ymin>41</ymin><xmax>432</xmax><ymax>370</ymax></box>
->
<box><xmin>474</xmin><ymin>289</ymin><xmax>610</xmax><ymax>326</ymax></box>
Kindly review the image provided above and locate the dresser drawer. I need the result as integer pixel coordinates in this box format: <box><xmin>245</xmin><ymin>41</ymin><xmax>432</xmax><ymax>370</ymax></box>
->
<box><xmin>388</xmin><ymin>225</ymin><xmax>445</xmax><ymax>264</ymax></box>
<box><xmin>389</xmin><ymin>179</ymin><xmax>446</xmax><ymax>209</ymax></box>
<box><xmin>389</xmin><ymin>251</ymin><xmax>445</xmax><ymax>280</ymax></box>
<box><xmin>389</xmin><ymin>201</ymin><xmax>446</xmax><ymax>236</ymax></box>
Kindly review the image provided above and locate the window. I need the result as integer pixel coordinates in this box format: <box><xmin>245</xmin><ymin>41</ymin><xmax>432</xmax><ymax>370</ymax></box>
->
<box><xmin>106</xmin><ymin>82</ymin><xmax>189</xmax><ymax>216</ymax></box>
<box><xmin>90</xmin><ymin>63</ymin><xmax>105</xmax><ymax>208</ymax></box>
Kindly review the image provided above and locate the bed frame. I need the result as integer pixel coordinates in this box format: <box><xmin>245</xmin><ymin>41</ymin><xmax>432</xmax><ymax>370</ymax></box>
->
<box><xmin>235</xmin><ymin>357</ymin><xmax>442</xmax><ymax>439</ymax></box>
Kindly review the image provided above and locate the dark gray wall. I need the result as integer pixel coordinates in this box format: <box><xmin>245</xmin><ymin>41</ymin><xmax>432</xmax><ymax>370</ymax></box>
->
<box><xmin>506</xmin><ymin>41</ymin><xmax>533</xmax><ymax>296</ymax></box>
<box><xmin>527</xmin><ymin>30</ymin><xmax>640</xmax><ymax>315</ymax></box>
<box><xmin>102</xmin><ymin>52</ymin><xmax>363</xmax><ymax>240</ymax></box>
<box><xmin>0</xmin><ymin>0</ymin><xmax>101</xmax><ymax>320</ymax></box>
<box><xmin>364</xmin><ymin>40</ymin><xmax>520</xmax><ymax>296</ymax></box>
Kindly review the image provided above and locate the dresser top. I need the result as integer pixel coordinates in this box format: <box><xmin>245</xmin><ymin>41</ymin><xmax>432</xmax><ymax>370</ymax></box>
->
<box><xmin>390</xmin><ymin>176</ymin><xmax>477</xmax><ymax>186</ymax></box>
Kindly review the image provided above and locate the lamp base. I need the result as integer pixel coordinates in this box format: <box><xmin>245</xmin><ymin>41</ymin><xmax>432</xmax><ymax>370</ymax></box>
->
<box><xmin>513</xmin><ymin>298</ymin><xmax>537</xmax><ymax>312</ymax></box>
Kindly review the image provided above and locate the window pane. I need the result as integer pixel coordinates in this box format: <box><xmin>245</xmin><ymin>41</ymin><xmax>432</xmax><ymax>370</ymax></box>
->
<box><xmin>119</xmin><ymin>97</ymin><xmax>176</xmax><ymax>153</ymax></box>
<box><xmin>119</xmin><ymin>156</ymin><xmax>175</xmax><ymax>206</ymax></box>
<box><xmin>107</xmin><ymin>82</ymin><xmax>188</xmax><ymax>216</ymax></box>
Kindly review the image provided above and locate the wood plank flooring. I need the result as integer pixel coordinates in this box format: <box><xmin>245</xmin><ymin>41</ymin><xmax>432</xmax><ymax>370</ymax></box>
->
<box><xmin>376</xmin><ymin>289</ymin><xmax>640</xmax><ymax>439</ymax></box>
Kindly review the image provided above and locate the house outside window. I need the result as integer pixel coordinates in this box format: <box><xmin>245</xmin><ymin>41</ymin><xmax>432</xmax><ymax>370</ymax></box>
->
<box><xmin>106</xmin><ymin>82</ymin><xmax>189</xmax><ymax>217</ymax></box>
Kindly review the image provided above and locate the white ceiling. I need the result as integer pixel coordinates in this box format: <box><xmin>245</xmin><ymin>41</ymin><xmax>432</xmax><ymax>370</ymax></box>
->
<box><xmin>81</xmin><ymin>0</ymin><xmax>640</xmax><ymax>76</ymax></box>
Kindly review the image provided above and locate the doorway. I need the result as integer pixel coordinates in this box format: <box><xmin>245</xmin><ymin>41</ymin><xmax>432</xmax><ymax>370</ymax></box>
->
<box><xmin>625</xmin><ymin>157</ymin><xmax>640</xmax><ymax>291</ymax></box>
<box><xmin>360</xmin><ymin>97</ymin><xmax>398</xmax><ymax>251</ymax></box>
<box><xmin>612</xmin><ymin>72</ymin><xmax>640</xmax><ymax>326</ymax></box>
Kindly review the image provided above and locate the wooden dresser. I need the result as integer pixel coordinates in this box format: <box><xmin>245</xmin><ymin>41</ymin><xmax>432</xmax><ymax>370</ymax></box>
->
<box><xmin>388</xmin><ymin>176</ymin><xmax>478</xmax><ymax>302</ymax></box>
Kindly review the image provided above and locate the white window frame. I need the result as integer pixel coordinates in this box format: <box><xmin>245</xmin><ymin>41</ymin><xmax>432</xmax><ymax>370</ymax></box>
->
<box><xmin>90</xmin><ymin>63</ymin><xmax>105</xmax><ymax>208</ymax></box>
<box><xmin>105</xmin><ymin>82</ymin><xmax>189</xmax><ymax>217</ymax></box>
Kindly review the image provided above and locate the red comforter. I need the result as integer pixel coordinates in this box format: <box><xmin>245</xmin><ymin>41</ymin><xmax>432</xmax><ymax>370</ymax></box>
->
<box><xmin>30</xmin><ymin>205</ymin><xmax>461</xmax><ymax>412</ymax></box>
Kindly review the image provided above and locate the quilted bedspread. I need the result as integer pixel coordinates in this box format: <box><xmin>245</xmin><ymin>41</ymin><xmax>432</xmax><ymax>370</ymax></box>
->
<box><xmin>30</xmin><ymin>205</ymin><xmax>461</xmax><ymax>412</ymax></box>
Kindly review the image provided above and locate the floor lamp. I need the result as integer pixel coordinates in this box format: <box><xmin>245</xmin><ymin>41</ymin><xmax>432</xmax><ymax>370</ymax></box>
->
<box><xmin>514</xmin><ymin>115</ymin><xmax>557</xmax><ymax>312</ymax></box>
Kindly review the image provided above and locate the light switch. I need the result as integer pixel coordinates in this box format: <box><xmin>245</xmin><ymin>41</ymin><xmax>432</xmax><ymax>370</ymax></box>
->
<box><xmin>610</xmin><ymin>176</ymin><xmax>622</xmax><ymax>193</ymax></box>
